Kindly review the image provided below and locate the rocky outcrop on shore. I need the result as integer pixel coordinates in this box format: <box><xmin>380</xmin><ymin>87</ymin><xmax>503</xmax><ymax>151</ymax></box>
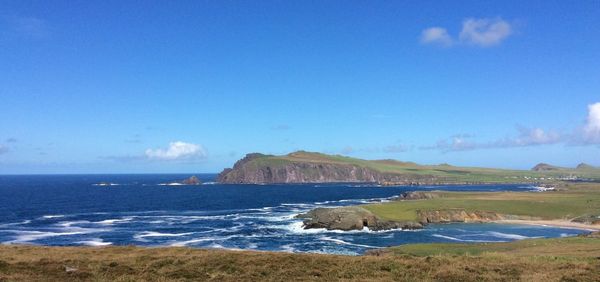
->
<box><xmin>417</xmin><ymin>209</ymin><xmax>507</xmax><ymax>223</ymax></box>
<box><xmin>394</xmin><ymin>191</ymin><xmax>440</xmax><ymax>200</ymax></box>
<box><xmin>296</xmin><ymin>207</ymin><xmax>423</xmax><ymax>231</ymax></box>
<box><xmin>298</xmin><ymin>206</ymin><xmax>520</xmax><ymax>232</ymax></box>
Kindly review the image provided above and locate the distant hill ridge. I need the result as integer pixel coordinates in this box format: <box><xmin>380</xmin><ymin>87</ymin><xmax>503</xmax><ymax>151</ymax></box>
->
<box><xmin>531</xmin><ymin>162</ymin><xmax>598</xmax><ymax>171</ymax></box>
<box><xmin>218</xmin><ymin>151</ymin><xmax>600</xmax><ymax>184</ymax></box>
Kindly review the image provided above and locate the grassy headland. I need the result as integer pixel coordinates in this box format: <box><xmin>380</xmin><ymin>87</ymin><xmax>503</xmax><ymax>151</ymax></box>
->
<box><xmin>219</xmin><ymin>151</ymin><xmax>600</xmax><ymax>184</ymax></box>
<box><xmin>361</xmin><ymin>182</ymin><xmax>600</xmax><ymax>229</ymax></box>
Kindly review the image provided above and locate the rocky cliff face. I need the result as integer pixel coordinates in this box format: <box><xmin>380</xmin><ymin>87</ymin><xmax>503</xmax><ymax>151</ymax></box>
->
<box><xmin>298</xmin><ymin>206</ymin><xmax>525</xmax><ymax>232</ymax></box>
<box><xmin>417</xmin><ymin>209</ymin><xmax>506</xmax><ymax>223</ymax></box>
<box><xmin>218</xmin><ymin>153</ymin><xmax>440</xmax><ymax>184</ymax></box>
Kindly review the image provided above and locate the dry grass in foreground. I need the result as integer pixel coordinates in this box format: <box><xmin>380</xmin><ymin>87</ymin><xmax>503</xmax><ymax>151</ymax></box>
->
<box><xmin>1</xmin><ymin>244</ymin><xmax>600</xmax><ymax>281</ymax></box>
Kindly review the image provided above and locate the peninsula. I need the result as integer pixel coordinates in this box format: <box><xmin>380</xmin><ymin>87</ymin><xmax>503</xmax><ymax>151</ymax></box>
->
<box><xmin>218</xmin><ymin>151</ymin><xmax>600</xmax><ymax>184</ymax></box>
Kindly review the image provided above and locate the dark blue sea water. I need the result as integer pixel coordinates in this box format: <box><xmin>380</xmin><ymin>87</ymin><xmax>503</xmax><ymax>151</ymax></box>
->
<box><xmin>0</xmin><ymin>174</ymin><xmax>589</xmax><ymax>255</ymax></box>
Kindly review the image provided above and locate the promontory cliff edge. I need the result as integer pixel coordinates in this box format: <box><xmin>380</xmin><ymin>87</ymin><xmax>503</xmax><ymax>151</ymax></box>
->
<box><xmin>218</xmin><ymin>151</ymin><xmax>600</xmax><ymax>184</ymax></box>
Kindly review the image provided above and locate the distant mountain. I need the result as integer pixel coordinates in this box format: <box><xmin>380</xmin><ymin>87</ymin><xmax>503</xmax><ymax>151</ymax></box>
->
<box><xmin>575</xmin><ymin>163</ymin><xmax>598</xmax><ymax>170</ymax></box>
<box><xmin>531</xmin><ymin>163</ymin><xmax>562</xmax><ymax>172</ymax></box>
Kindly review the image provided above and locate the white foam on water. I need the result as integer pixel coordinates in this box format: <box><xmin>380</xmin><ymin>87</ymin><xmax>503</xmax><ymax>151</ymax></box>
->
<box><xmin>485</xmin><ymin>231</ymin><xmax>537</xmax><ymax>240</ymax></box>
<box><xmin>169</xmin><ymin>238</ymin><xmax>213</xmax><ymax>247</ymax></box>
<box><xmin>77</xmin><ymin>238</ymin><xmax>112</xmax><ymax>246</ymax></box>
<box><xmin>134</xmin><ymin>231</ymin><xmax>193</xmax><ymax>240</ymax></box>
<box><xmin>42</xmin><ymin>215</ymin><xmax>65</xmax><ymax>219</ymax></box>
<box><xmin>7</xmin><ymin>230</ymin><xmax>86</xmax><ymax>243</ymax></box>
<box><xmin>56</xmin><ymin>220</ymin><xmax>92</xmax><ymax>227</ymax></box>
<box><xmin>432</xmin><ymin>234</ymin><xmax>498</xmax><ymax>243</ymax></box>
<box><xmin>0</xmin><ymin>220</ymin><xmax>31</xmax><ymax>227</ymax></box>
<box><xmin>96</xmin><ymin>217</ymin><xmax>133</xmax><ymax>225</ymax></box>
<box><xmin>158</xmin><ymin>183</ymin><xmax>184</xmax><ymax>186</ymax></box>
<box><xmin>280</xmin><ymin>244</ymin><xmax>297</xmax><ymax>253</ymax></box>
<box><xmin>168</xmin><ymin>234</ymin><xmax>237</xmax><ymax>247</ymax></box>
<box><xmin>320</xmin><ymin>236</ymin><xmax>381</xmax><ymax>249</ymax></box>
<box><xmin>92</xmin><ymin>183</ymin><xmax>121</xmax><ymax>186</ymax></box>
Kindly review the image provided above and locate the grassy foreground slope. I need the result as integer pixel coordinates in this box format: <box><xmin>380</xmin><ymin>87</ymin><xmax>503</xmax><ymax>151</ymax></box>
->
<box><xmin>363</xmin><ymin>182</ymin><xmax>600</xmax><ymax>224</ymax></box>
<box><xmin>230</xmin><ymin>151</ymin><xmax>600</xmax><ymax>184</ymax></box>
<box><xmin>1</xmin><ymin>240</ymin><xmax>600</xmax><ymax>281</ymax></box>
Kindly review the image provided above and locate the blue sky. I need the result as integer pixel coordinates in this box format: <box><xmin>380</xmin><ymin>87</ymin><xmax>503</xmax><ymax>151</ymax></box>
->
<box><xmin>1</xmin><ymin>1</ymin><xmax>599</xmax><ymax>174</ymax></box>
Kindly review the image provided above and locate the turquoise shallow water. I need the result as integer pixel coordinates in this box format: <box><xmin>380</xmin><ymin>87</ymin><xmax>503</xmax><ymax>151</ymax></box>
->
<box><xmin>0</xmin><ymin>174</ymin><xmax>588</xmax><ymax>255</ymax></box>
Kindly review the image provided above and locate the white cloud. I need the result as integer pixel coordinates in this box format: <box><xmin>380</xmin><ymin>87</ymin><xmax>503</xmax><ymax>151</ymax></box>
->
<box><xmin>422</xmin><ymin>136</ymin><xmax>478</xmax><ymax>152</ymax></box>
<box><xmin>459</xmin><ymin>18</ymin><xmax>512</xmax><ymax>47</ymax></box>
<box><xmin>422</xmin><ymin>128</ymin><xmax>561</xmax><ymax>152</ymax></box>
<box><xmin>583</xmin><ymin>102</ymin><xmax>600</xmax><ymax>144</ymax></box>
<box><xmin>421</xmin><ymin>18</ymin><xmax>513</xmax><ymax>48</ymax></box>
<box><xmin>145</xmin><ymin>141</ymin><xmax>206</xmax><ymax>161</ymax></box>
<box><xmin>509</xmin><ymin>127</ymin><xmax>561</xmax><ymax>146</ymax></box>
<box><xmin>420</xmin><ymin>27</ymin><xmax>453</xmax><ymax>46</ymax></box>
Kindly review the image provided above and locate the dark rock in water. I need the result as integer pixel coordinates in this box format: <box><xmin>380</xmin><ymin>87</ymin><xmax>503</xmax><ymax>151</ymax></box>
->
<box><xmin>531</xmin><ymin>163</ymin><xmax>560</xmax><ymax>171</ymax></box>
<box><xmin>298</xmin><ymin>207</ymin><xmax>422</xmax><ymax>231</ymax></box>
<box><xmin>181</xmin><ymin>176</ymin><xmax>201</xmax><ymax>185</ymax></box>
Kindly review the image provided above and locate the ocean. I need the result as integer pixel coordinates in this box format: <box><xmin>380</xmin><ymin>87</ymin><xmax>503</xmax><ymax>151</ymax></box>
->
<box><xmin>0</xmin><ymin>174</ymin><xmax>588</xmax><ymax>255</ymax></box>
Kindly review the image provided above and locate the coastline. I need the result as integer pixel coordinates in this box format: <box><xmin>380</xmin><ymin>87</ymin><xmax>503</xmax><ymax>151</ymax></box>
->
<box><xmin>493</xmin><ymin>219</ymin><xmax>600</xmax><ymax>231</ymax></box>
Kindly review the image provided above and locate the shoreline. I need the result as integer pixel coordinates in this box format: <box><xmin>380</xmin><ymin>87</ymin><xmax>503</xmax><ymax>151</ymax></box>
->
<box><xmin>492</xmin><ymin>219</ymin><xmax>600</xmax><ymax>231</ymax></box>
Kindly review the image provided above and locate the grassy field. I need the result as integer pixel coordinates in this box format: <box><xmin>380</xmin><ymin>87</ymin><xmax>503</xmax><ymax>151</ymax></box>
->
<box><xmin>250</xmin><ymin>151</ymin><xmax>600</xmax><ymax>183</ymax></box>
<box><xmin>1</xmin><ymin>239</ymin><xmax>600</xmax><ymax>281</ymax></box>
<box><xmin>363</xmin><ymin>182</ymin><xmax>600</xmax><ymax>222</ymax></box>
<box><xmin>386</xmin><ymin>235</ymin><xmax>600</xmax><ymax>257</ymax></box>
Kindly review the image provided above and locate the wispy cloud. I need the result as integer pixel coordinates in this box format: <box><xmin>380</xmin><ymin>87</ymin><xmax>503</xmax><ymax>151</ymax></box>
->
<box><xmin>145</xmin><ymin>141</ymin><xmax>206</xmax><ymax>161</ymax></box>
<box><xmin>420</xmin><ymin>27</ymin><xmax>453</xmax><ymax>47</ymax></box>
<box><xmin>382</xmin><ymin>144</ymin><xmax>410</xmax><ymax>153</ymax></box>
<box><xmin>459</xmin><ymin>18</ymin><xmax>512</xmax><ymax>47</ymax></box>
<box><xmin>421</xmin><ymin>17</ymin><xmax>513</xmax><ymax>48</ymax></box>
<box><xmin>422</xmin><ymin>128</ymin><xmax>561</xmax><ymax>152</ymax></box>
<box><xmin>336</xmin><ymin>143</ymin><xmax>411</xmax><ymax>155</ymax></box>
